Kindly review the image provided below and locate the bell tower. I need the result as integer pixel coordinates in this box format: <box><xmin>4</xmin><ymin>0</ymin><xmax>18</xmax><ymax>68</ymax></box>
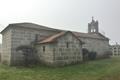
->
<box><xmin>88</xmin><ymin>17</ymin><xmax>99</xmax><ymax>33</ymax></box>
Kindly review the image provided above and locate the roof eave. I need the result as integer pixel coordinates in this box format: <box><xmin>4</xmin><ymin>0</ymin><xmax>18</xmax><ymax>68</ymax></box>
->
<box><xmin>0</xmin><ymin>24</ymin><xmax>12</xmax><ymax>34</ymax></box>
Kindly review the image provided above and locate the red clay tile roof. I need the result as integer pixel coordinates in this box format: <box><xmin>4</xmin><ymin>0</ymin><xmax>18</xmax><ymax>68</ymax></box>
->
<box><xmin>38</xmin><ymin>32</ymin><xmax>65</xmax><ymax>44</ymax></box>
<box><xmin>73</xmin><ymin>31</ymin><xmax>109</xmax><ymax>40</ymax></box>
<box><xmin>1</xmin><ymin>22</ymin><xmax>109</xmax><ymax>40</ymax></box>
<box><xmin>37</xmin><ymin>31</ymin><xmax>109</xmax><ymax>44</ymax></box>
<box><xmin>38</xmin><ymin>31</ymin><xmax>82</xmax><ymax>44</ymax></box>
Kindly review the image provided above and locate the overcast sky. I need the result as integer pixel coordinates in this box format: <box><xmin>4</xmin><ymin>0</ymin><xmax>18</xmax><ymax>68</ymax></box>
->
<box><xmin>0</xmin><ymin>0</ymin><xmax>119</xmax><ymax>44</ymax></box>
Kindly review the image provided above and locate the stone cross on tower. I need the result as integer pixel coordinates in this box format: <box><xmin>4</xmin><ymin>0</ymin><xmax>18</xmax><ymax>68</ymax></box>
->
<box><xmin>88</xmin><ymin>17</ymin><xmax>99</xmax><ymax>33</ymax></box>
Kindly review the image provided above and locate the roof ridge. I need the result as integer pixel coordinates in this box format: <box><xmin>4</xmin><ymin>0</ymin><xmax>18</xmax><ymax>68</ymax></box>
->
<box><xmin>38</xmin><ymin>31</ymin><xmax>83</xmax><ymax>44</ymax></box>
<box><xmin>8</xmin><ymin>22</ymin><xmax>62</xmax><ymax>31</ymax></box>
<box><xmin>38</xmin><ymin>31</ymin><xmax>66</xmax><ymax>44</ymax></box>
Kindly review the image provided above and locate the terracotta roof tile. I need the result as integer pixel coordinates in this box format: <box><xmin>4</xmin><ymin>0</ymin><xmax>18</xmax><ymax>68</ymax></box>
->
<box><xmin>38</xmin><ymin>32</ymin><xmax>65</xmax><ymax>44</ymax></box>
<box><xmin>38</xmin><ymin>31</ymin><xmax>82</xmax><ymax>44</ymax></box>
<box><xmin>1</xmin><ymin>22</ymin><xmax>109</xmax><ymax>40</ymax></box>
<box><xmin>73</xmin><ymin>31</ymin><xmax>109</xmax><ymax>40</ymax></box>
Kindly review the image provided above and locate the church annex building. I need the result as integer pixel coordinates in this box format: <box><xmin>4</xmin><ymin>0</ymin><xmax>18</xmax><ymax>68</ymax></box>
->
<box><xmin>0</xmin><ymin>18</ymin><xmax>110</xmax><ymax>66</ymax></box>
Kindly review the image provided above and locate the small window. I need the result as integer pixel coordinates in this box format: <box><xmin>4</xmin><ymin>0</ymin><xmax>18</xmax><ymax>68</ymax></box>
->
<box><xmin>43</xmin><ymin>46</ymin><xmax>45</xmax><ymax>52</ymax></box>
<box><xmin>114</xmin><ymin>48</ymin><xmax>116</xmax><ymax>49</ymax></box>
<box><xmin>66</xmin><ymin>42</ymin><xmax>69</xmax><ymax>48</ymax></box>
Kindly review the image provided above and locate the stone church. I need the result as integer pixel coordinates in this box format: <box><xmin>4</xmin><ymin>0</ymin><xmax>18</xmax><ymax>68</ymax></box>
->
<box><xmin>0</xmin><ymin>18</ymin><xmax>110</xmax><ymax>66</ymax></box>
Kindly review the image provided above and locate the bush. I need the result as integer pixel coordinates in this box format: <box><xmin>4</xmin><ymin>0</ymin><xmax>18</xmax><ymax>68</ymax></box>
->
<box><xmin>82</xmin><ymin>48</ymin><xmax>89</xmax><ymax>61</ymax></box>
<box><xmin>103</xmin><ymin>51</ymin><xmax>112</xmax><ymax>58</ymax></box>
<box><xmin>82</xmin><ymin>48</ymin><xmax>97</xmax><ymax>61</ymax></box>
<box><xmin>88</xmin><ymin>51</ymin><xmax>97</xmax><ymax>60</ymax></box>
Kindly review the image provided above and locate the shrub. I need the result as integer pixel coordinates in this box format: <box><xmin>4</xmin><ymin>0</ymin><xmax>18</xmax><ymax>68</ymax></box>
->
<box><xmin>88</xmin><ymin>51</ymin><xmax>97</xmax><ymax>60</ymax></box>
<box><xmin>82</xmin><ymin>48</ymin><xmax>89</xmax><ymax>61</ymax></box>
<box><xmin>103</xmin><ymin>51</ymin><xmax>112</xmax><ymax>58</ymax></box>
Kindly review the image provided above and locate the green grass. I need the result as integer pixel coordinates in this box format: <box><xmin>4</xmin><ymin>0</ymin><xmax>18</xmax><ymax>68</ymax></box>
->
<box><xmin>0</xmin><ymin>57</ymin><xmax>120</xmax><ymax>80</ymax></box>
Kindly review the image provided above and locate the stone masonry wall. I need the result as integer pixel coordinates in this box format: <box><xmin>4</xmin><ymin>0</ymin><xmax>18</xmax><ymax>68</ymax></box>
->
<box><xmin>36</xmin><ymin>32</ymin><xmax>83</xmax><ymax>66</ymax></box>
<box><xmin>36</xmin><ymin>43</ymin><xmax>55</xmax><ymax>65</ymax></box>
<box><xmin>10</xmin><ymin>27</ymin><xmax>59</xmax><ymax>65</ymax></box>
<box><xmin>54</xmin><ymin>33</ymin><xmax>82</xmax><ymax>66</ymax></box>
<box><xmin>80</xmin><ymin>37</ymin><xmax>110</xmax><ymax>58</ymax></box>
<box><xmin>1</xmin><ymin>29</ymin><xmax>12</xmax><ymax>65</ymax></box>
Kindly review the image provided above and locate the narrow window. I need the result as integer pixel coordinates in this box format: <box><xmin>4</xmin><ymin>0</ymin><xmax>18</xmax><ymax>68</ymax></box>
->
<box><xmin>66</xmin><ymin>42</ymin><xmax>69</xmax><ymax>48</ymax></box>
<box><xmin>43</xmin><ymin>46</ymin><xmax>45</xmax><ymax>52</ymax></box>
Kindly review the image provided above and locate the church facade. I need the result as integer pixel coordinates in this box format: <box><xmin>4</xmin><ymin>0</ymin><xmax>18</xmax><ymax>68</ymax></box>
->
<box><xmin>36</xmin><ymin>31</ymin><xmax>83</xmax><ymax>66</ymax></box>
<box><xmin>1</xmin><ymin>18</ymin><xmax>110</xmax><ymax>66</ymax></box>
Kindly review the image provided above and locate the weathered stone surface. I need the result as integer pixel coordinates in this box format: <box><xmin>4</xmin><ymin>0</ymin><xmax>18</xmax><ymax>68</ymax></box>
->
<box><xmin>1</xmin><ymin>25</ymin><xmax>60</xmax><ymax>65</ymax></box>
<box><xmin>36</xmin><ymin>32</ymin><xmax>83</xmax><ymax>66</ymax></box>
<box><xmin>1</xmin><ymin>21</ymin><xmax>110</xmax><ymax>66</ymax></box>
<box><xmin>80</xmin><ymin>37</ymin><xmax>110</xmax><ymax>58</ymax></box>
<box><xmin>1</xmin><ymin>29</ymin><xmax>12</xmax><ymax>65</ymax></box>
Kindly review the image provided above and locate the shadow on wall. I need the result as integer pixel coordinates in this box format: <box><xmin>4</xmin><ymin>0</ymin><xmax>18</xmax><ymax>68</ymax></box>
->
<box><xmin>82</xmin><ymin>48</ymin><xmax>97</xmax><ymax>61</ymax></box>
<box><xmin>16</xmin><ymin>45</ymin><xmax>39</xmax><ymax>66</ymax></box>
<box><xmin>82</xmin><ymin>48</ymin><xmax>112</xmax><ymax>61</ymax></box>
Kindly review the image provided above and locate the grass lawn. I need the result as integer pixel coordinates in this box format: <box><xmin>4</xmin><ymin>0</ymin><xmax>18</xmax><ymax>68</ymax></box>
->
<box><xmin>0</xmin><ymin>57</ymin><xmax>120</xmax><ymax>80</ymax></box>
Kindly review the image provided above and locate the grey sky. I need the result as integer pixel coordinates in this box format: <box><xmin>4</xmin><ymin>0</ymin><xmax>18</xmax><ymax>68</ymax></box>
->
<box><xmin>0</xmin><ymin>0</ymin><xmax>119</xmax><ymax>44</ymax></box>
